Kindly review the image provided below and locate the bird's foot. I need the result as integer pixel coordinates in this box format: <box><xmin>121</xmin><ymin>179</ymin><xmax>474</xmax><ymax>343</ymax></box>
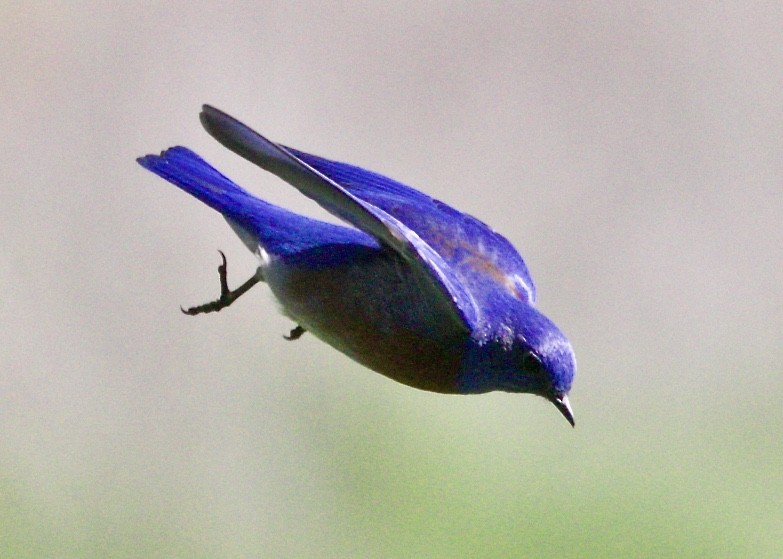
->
<box><xmin>283</xmin><ymin>325</ymin><xmax>306</xmax><ymax>341</ymax></box>
<box><xmin>181</xmin><ymin>251</ymin><xmax>262</xmax><ymax>315</ymax></box>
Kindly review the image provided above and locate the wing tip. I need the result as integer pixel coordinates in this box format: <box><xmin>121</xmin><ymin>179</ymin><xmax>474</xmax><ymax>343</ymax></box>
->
<box><xmin>199</xmin><ymin>104</ymin><xmax>241</xmax><ymax>140</ymax></box>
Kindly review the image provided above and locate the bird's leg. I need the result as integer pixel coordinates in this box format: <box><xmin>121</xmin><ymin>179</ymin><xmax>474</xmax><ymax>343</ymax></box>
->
<box><xmin>283</xmin><ymin>325</ymin><xmax>306</xmax><ymax>341</ymax></box>
<box><xmin>181</xmin><ymin>251</ymin><xmax>263</xmax><ymax>315</ymax></box>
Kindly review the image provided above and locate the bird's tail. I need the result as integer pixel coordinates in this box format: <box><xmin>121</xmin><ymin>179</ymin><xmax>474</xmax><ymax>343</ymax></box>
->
<box><xmin>137</xmin><ymin>147</ymin><xmax>373</xmax><ymax>257</ymax></box>
<box><xmin>137</xmin><ymin>147</ymin><xmax>274</xmax><ymax>249</ymax></box>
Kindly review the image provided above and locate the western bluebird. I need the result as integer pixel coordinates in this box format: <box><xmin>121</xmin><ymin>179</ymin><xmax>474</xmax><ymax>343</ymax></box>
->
<box><xmin>137</xmin><ymin>106</ymin><xmax>576</xmax><ymax>426</ymax></box>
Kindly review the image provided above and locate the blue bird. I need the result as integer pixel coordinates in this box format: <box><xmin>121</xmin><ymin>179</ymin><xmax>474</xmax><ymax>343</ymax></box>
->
<box><xmin>137</xmin><ymin>106</ymin><xmax>576</xmax><ymax>426</ymax></box>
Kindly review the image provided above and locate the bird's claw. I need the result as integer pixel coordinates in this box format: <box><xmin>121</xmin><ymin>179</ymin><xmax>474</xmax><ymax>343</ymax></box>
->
<box><xmin>283</xmin><ymin>325</ymin><xmax>306</xmax><ymax>341</ymax></box>
<box><xmin>181</xmin><ymin>251</ymin><xmax>261</xmax><ymax>315</ymax></box>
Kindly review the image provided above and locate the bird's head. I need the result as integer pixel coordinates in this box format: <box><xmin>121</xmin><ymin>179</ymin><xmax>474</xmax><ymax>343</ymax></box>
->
<box><xmin>459</xmin><ymin>304</ymin><xmax>576</xmax><ymax>426</ymax></box>
<box><xmin>512</xmin><ymin>328</ymin><xmax>576</xmax><ymax>426</ymax></box>
<box><xmin>508</xmin><ymin>304</ymin><xmax>576</xmax><ymax>426</ymax></box>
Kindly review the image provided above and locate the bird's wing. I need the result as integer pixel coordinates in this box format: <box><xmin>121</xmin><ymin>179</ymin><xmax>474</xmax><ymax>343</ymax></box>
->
<box><xmin>285</xmin><ymin>148</ymin><xmax>538</xmax><ymax>307</ymax></box>
<box><xmin>200</xmin><ymin>105</ymin><xmax>476</xmax><ymax>332</ymax></box>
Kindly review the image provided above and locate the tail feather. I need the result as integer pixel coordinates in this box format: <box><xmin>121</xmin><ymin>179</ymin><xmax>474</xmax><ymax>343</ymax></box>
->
<box><xmin>137</xmin><ymin>147</ymin><xmax>375</xmax><ymax>257</ymax></box>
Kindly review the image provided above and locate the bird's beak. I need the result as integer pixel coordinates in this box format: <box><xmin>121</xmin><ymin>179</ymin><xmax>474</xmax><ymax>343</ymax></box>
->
<box><xmin>551</xmin><ymin>395</ymin><xmax>575</xmax><ymax>427</ymax></box>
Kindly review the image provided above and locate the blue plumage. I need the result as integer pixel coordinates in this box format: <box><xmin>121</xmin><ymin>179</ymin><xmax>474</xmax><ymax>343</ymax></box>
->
<box><xmin>137</xmin><ymin>106</ymin><xmax>576</xmax><ymax>425</ymax></box>
<box><xmin>287</xmin><ymin>147</ymin><xmax>538</xmax><ymax>304</ymax></box>
<box><xmin>137</xmin><ymin>147</ymin><xmax>377</xmax><ymax>259</ymax></box>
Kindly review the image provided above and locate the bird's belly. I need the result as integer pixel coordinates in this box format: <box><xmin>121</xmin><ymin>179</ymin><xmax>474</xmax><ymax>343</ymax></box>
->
<box><xmin>264</xmin><ymin>252</ymin><xmax>466</xmax><ymax>393</ymax></box>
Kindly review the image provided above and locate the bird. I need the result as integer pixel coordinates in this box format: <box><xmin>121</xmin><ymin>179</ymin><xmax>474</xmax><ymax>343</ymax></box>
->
<box><xmin>137</xmin><ymin>105</ymin><xmax>576</xmax><ymax>426</ymax></box>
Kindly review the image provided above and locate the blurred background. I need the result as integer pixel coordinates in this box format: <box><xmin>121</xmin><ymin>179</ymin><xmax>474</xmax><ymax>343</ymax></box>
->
<box><xmin>2</xmin><ymin>2</ymin><xmax>781</xmax><ymax>557</ymax></box>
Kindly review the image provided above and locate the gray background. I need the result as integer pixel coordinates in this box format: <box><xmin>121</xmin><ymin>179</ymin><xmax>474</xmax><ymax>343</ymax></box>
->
<box><xmin>2</xmin><ymin>3</ymin><xmax>781</xmax><ymax>557</ymax></box>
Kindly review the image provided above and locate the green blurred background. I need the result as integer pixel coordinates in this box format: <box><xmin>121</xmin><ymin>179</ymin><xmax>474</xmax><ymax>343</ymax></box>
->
<box><xmin>2</xmin><ymin>2</ymin><xmax>781</xmax><ymax>557</ymax></box>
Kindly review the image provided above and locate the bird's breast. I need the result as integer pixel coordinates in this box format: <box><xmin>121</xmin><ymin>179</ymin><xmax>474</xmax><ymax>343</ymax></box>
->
<box><xmin>264</xmin><ymin>249</ymin><xmax>467</xmax><ymax>393</ymax></box>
